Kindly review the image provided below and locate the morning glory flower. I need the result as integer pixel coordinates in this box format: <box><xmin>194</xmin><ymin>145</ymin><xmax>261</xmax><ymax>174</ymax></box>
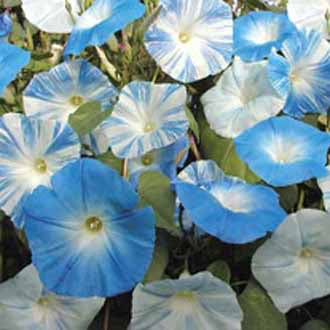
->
<box><xmin>23</xmin><ymin>59</ymin><xmax>118</xmax><ymax>155</ymax></box>
<box><xmin>128</xmin><ymin>137</ymin><xmax>189</xmax><ymax>188</ymax></box>
<box><xmin>287</xmin><ymin>0</ymin><xmax>330</xmax><ymax>38</ymax></box>
<box><xmin>252</xmin><ymin>209</ymin><xmax>330</xmax><ymax>313</ymax></box>
<box><xmin>144</xmin><ymin>0</ymin><xmax>233</xmax><ymax>83</ymax></box>
<box><xmin>317</xmin><ymin>166</ymin><xmax>330</xmax><ymax>212</ymax></box>
<box><xmin>0</xmin><ymin>42</ymin><xmax>30</xmax><ymax>96</ymax></box>
<box><xmin>201</xmin><ymin>58</ymin><xmax>284</xmax><ymax>138</ymax></box>
<box><xmin>234</xmin><ymin>11</ymin><xmax>296</xmax><ymax>62</ymax></box>
<box><xmin>0</xmin><ymin>13</ymin><xmax>12</xmax><ymax>41</ymax></box>
<box><xmin>235</xmin><ymin>116</ymin><xmax>330</xmax><ymax>187</ymax></box>
<box><xmin>24</xmin><ymin>158</ymin><xmax>156</xmax><ymax>297</ymax></box>
<box><xmin>173</xmin><ymin>160</ymin><xmax>286</xmax><ymax>244</ymax></box>
<box><xmin>0</xmin><ymin>113</ymin><xmax>80</xmax><ymax>228</ymax></box>
<box><xmin>268</xmin><ymin>29</ymin><xmax>330</xmax><ymax>118</ymax></box>
<box><xmin>105</xmin><ymin>81</ymin><xmax>189</xmax><ymax>159</ymax></box>
<box><xmin>130</xmin><ymin>271</ymin><xmax>243</xmax><ymax>330</ymax></box>
<box><xmin>0</xmin><ymin>265</ymin><xmax>104</xmax><ymax>330</ymax></box>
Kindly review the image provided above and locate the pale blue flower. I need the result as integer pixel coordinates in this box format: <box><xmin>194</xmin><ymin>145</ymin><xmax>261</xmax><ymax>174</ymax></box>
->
<box><xmin>24</xmin><ymin>158</ymin><xmax>156</xmax><ymax>297</ymax></box>
<box><xmin>0</xmin><ymin>265</ymin><xmax>104</xmax><ymax>330</ymax></box>
<box><xmin>234</xmin><ymin>11</ymin><xmax>296</xmax><ymax>62</ymax></box>
<box><xmin>252</xmin><ymin>209</ymin><xmax>330</xmax><ymax>312</ymax></box>
<box><xmin>0</xmin><ymin>13</ymin><xmax>12</xmax><ymax>41</ymax></box>
<box><xmin>144</xmin><ymin>0</ymin><xmax>233</xmax><ymax>83</ymax></box>
<box><xmin>130</xmin><ymin>271</ymin><xmax>243</xmax><ymax>330</ymax></box>
<box><xmin>201</xmin><ymin>57</ymin><xmax>284</xmax><ymax>138</ymax></box>
<box><xmin>268</xmin><ymin>29</ymin><xmax>330</xmax><ymax>118</ymax></box>
<box><xmin>235</xmin><ymin>116</ymin><xmax>330</xmax><ymax>187</ymax></box>
<box><xmin>317</xmin><ymin>165</ymin><xmax>330</xmax><ymax>212</ymax></box>
<box><xmin>23</xmin><ymin>59</ymin><xmax>118</xmax><ymax>155</ymax></box>
<box><xmin>174</xmin><ymin>160</ymin><xmax>286</xmax><ymax>244</ymax></box>
<box><xmin>105</xmin><ymin>81</ymin><xmax>189</xmax><ymax>159</ymax></box>
<box><xmin>0</xmin><ymin>42</ymin><xmax>30</xmax><ymax>96</ymax></box>
<box><xmin>0</xmin><ymin>113</ymin><xmax>80</xmax><ymax>228</ymax></box>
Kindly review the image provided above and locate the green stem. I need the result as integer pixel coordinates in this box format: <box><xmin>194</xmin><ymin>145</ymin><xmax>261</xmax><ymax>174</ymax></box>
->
<box><xmin>297</xmin><ymin>186</ymin><xmax>305</xmax><ymax>210</ymax></box>
<box><xmin>151</xmin><ymin>66</ymin><xmax>160</xmax><ymax>83</ymax></box>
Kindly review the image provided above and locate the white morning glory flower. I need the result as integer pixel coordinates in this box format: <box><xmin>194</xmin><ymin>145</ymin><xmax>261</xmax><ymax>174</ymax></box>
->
<box><xmin>105</xmin><ymin>81</ymin><xmax>189</xmax><ymax>159</ymax></box>
<box><xmin>235</xmin><ymin>116</ymin><xmax>330</xmax><ymax>187</ymax></box>
<box><xmin>287</xmin><ymin>0</ymin><xmax>330</xmax><ymax>38</ymax></box>
<box><xmin>268</xmin><ymin>29</ymin><xmax>330</xmax><ymax>118</ymax></box>
<box><xmin>201</xmin><ymin>58</ymin><xmax>284</xmax><ymax>138</ymax></box>
<box><xmin>23</xmin><ymin>59</ymin><xmax>118</xmax><ymax>155</ymax></box>
<box><xmin>317</xmin><ymin>166</ymin><xmax>330</xmax><ymax>212</ymax></box>
<box><xmin>234</xmin><ymin>11</ymin><xmax>296</xmax><ymax>62</ymax></box>
<box><xmin>0</xmin><ymin>265</ymin><xmax>104</xmax><ymax>330</ymax></box>
<box><xmin>130</xmin><ymin>271</ymin><xmax>243</xmax><ymax>330</ymax></box>
<box><xmin>144</xmin><ymin>0</ymin><xmax>233</xmax><ymax>83</ymax></box>
<box><xmin>252</xmin><ymin>209</ymin><xmax>330</xmax><ymax>313</ymax></box>
<box><xmin>0</xmin><ymin>113</ymin><xmax>80</xmax><ymax>228</ymax></box>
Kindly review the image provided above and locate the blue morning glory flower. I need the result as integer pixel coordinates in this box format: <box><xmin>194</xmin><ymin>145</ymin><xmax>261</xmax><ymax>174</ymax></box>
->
<box><xmin>174</xmin><ymin>160</ymin><xmax>286</xmax><ymax>244</ymax></box>
<box><xmin>64</xmin><ymin>0</ymin><xmax>146</xmax><ymax>55</ymax></box>
<box><xmin>0</xmin><ymin>13</ymin><xmax>12</xmax><ymax>41</ymax></box>
<box><xmin>268</xmin><ymin>29</ymin><xmax>330</xmax><ymax>118</ymax></box>
<box><xmin>201</xmin><ymin>57</ymin><xmax>284</xmax><ymax>138</ymax></box>
<box><xmin>0</xmin><ymin>113</ymin><xmax>80</xmax><ymax>228</ymax></box>
<box><xmin>128</xmin><ymin>137</ymin><xmax>189</xmax><ymax>188</ymax></box>
<box><xmin>235</xmin><ymin>116</ymin><xmax>330</xmax><ymax>187</ymax></box>
<box><xmin>252</xmin><ymin>209</ymin><xmax>330</xmax><ymax>312</ymax></box>
<box><xmin>23</xmin><ymin>59</ymin><xmax>118</xmax><ymax>155</ymax></box>
<box><xmin>105</xmin><ymin>81</ymin><xmax>189</xmax><ymax>159</ymax></box>
<box><xmin>234</xmin><ymin>11</ymin><xmax>296</xmax><ymax>62</ymax></box>
<box><xmin>0</xmin><ymin>265</ymin><xmax>104</xmax><ymax>330</ymax></box>
<box><xmin>144</xmin><ymin>0</ymin><xmax>233</xmax><ymax>83</ymax></box>
<box><xmin>0</xmin><ymin>42</ymin><xmax>30</xmax><ymax>96</ymax></box>
<box><xmin>130</xmin><ymin>271</ymin><xmax>243</xmax><ymax>330</ymax></box>
<box><xmin>24</xmin><ymin>158</ymin><xmax>156</xmax><ymax>297</ymax></box>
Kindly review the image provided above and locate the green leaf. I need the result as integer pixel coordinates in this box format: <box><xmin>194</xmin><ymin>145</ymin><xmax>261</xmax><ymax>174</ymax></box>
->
<box><xmin>275</xmin><ymin>185</ymin><xmax>298</xmax><ymax>212</ymax></box>
<box><xmin>185</xmin><ymin>106</ymin><xmax>199</xmax><ymax>142</ymax></box>
<box><xmin>96</xmin><ymin>151</ymin><xmax>121</xmax><ymax>173</ymax></box>
<box><xmin>138</xmin><ymin>171</ymin><xmax>179</xmax><ymax>234</ymax></box>
<box><xmin>143</xmin><ymin>239</ymin><xmax>169</xmax><ymax>284</ymax></box>
<box><xmin>199</xmin><ymin>118</ymin><xmax>260</xmax><ymax>183</ymax></box>
<box><xmin>3</xmin><ymin>0</ymin><xmax>21</xmax><ymax>7</ymax></box>
<box><xmin>207</xmin><ymin>260</ymin><xmax>231</xmax><ymax>283</ymax></box>
<box><xmin>300</xmin><ymin>320</ymin><xmax>330</xmax><ymax>330</ymax></box>
<box><xmin>68</xmin><ymin>101</ymin><xmax>112</xmax><ymax>136</ymax></box>
<box><xmin>239</xmin><ymin>280</ymin><xmax>287</xmax><ymax>330</ymax></box>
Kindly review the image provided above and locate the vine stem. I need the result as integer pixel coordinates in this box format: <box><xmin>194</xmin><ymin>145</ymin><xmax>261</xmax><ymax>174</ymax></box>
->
<box><xmin>297</xmin><ymin>186</ymin><xmax>305</xmax><ymax>210</ymax></box>
<box><xmin>95</xmin><ymin>47</ymin><xmax>120</xmax><ymax>82</ymax></box>
<box><xmin>103</xmin><ymin>299</ymin><xmax>110</xmax><ymax>330</ymax></box>
<box><xmin>189</xmin><ymin>132</ymin><xmax>201</xmax><ymax>161</ymax></box>
<box><xmin>121</xmin><ymin>159</ymin><xmax>129</xmax><ymax>179</ymax></box>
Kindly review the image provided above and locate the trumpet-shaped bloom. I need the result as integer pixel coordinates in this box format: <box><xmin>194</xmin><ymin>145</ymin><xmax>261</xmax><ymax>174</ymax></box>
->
<box><xmin>128</xmin><ymin>137</ymin><xmax>189</xmax><ymax>188</ymax></box>
<box><xmin>64</xmin><ymin>0</ymin><xmax>145</xmax><ymax>55</ymax></box>
<box><xmin>252</xmin><ymin>209</ymin><xmax>330</xmax><ymax>313</ymax></box>
<box><xmin>130</xmin><ymin>271</ymin><xmax>243</xmax><ymax>330</ymax></box>
<box><xmin>268</xmin><ymin>29</ymin><xmax>330</xmax><ymax>118</ymax></box>
<box><xmin>0</xmin><ymin>113</ymin><xmax>80</xmax><ymax>228</ymax></box>
<box><xmin>201</xmin><ymin>58</ymin><xmax>284</xmax><ymax>138</ymax></box>
<box><xmin>144</xmin><ymin>0</ymin><xmax>233</xmax><ymax>83</ymax></box>
<box><xmin>0</xmin><ymin>265</ymin><xmax>104</xmax><ymax>330</ymax></box>
<box><xmin>317</xmin><ymin>165</ymin><xmax>330</xmax><ymax>212</ymax></box>
<box><xmin>287</xmin><ymin>0</ymin><xmax>330</xmax><ymax>38</ymax></box>
<box><xmin>24</xmin><ymin>159</ymin><xmax>156</xmax><ymax>297</ymax></box>
<box><xmin>23</xmin><ymin>59</ymin><xmax>118</xmax><ymax>154</ymax></box>
<box><xmin>0</xmin><ymin>42</ymin><xmax>30</xmax><ymax>96</ymax></box>
<box><xmin>235</xmin><ymin>116</ymin><xmax>330</xmax><ymax>187</ymax></box>
<box><xmin>234</xmin><ymin>11</ymin><xmax>296</xmax><ymax>62</ymax></box>
<box><xmin>105</xmin><ymin>81</ymin><xmax>189</xmax><ymax>159</ymax></box>
<box><xmin>0</xmin><ymin>13</ymin><xmax>12</xmax><ymax>41</ymax></box>
<box><xmin>173</xmin><ymin>160</ymin><xmax>286</xmax><ymax>244</ymax></box>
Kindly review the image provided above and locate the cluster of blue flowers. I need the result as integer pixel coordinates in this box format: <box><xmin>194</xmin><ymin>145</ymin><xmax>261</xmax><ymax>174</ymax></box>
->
<box><xmin>1</xmin><ymin>0</ymin><xmax>330</xmax><ymax>329</ymax></box>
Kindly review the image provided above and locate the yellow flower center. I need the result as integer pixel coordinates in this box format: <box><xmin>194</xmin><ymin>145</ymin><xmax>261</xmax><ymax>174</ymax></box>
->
<box><xmin>300</xmin><ymin>248</ymin><xmax>313</xmax><ymax>258</ymax></box>
<box><xmin>69</xmin><ymin>95</ymin><xmax>84</xmax><ymax>107</ymax></box>
<box><xmin>34</xmin><ymin>158</ymin><xmax>47</xmax><ymax>173</ymax></box>
<box><xmin>141</xmin><ymin>153</ymin><xmax>155</xmax><ymax>166</ymax></box>
<box><xmin>179</xmin><ymin>32</ymin><xmax>190</xmax><ymax>43</ymax></box>
<box><xmin>37</xmin><ymin>297</ymin><xmax>49</xmax><ymax>306</ymax></box>
<box><xmin>85</xmin><ymin>216</ymin><xmax>103</xmax><ymax>233</ymax></box>
<box><xmin>144</xmin><ymin>122</ymin><xmax>156</xmax><ymax>133</ymax></box>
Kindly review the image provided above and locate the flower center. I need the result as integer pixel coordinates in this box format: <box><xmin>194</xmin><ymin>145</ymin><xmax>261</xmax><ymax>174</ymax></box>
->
<box><xmin>85</xmin><ymin>216</ymin><xmax>103</xmax><ymax>233</ymax></box>
<box><xmin>69</xmin><ymin>95</ymin><xmax>84</xmax><ymax>107</ymax></box>
<box><xmin>141</xmin><ymin>152</ymin><xmax>155</xmax><ymax>166</ymax></box>
<box><xmin>34</xmin><ymin>158</ymin><xmax>48</xmax><ymax>174</ymax></box>
<box><xmin>169</xmin><ymin>290</ymin><xmax>199</xmax><ymax>313</ymax></box>
<box><xmin>179</xmin><ymin>32</ymin><xmax>190</xmax><ymax>43</ymax></box>
<box><xmin>144</xmin><ymin>122</ymin><xmax>156</xmax><ymax>133</ymax></box>
<box><xmin>37</xmin><ymin>297</ymin><xmax>49</xmax><ymax>306</ymax></box>
<box><xmin>300</xmin><ymin>247</ymin><xmax>313</xmax><ymax>258</ymax></box>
